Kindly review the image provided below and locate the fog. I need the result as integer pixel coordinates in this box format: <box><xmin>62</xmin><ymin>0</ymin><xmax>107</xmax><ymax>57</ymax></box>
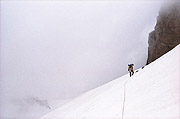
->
<box><xmin>1</xmin><ymin>0</ymin><xmax>162</xmax><ymax>118</ymax></box>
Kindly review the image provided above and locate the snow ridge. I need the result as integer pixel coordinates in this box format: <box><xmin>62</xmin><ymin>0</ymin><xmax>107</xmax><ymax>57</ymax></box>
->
<box><xmin>39</xmin><ymin>45</ymin><xmax>179</xmax><ymax>119</ymax></box>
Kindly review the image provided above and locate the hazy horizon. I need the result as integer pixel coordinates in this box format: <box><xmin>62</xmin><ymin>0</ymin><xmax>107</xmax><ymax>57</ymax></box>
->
<box><xmin>0</xmin><ymin>0</ymin><xmax>163</xmax><ymax>117</ymax></box>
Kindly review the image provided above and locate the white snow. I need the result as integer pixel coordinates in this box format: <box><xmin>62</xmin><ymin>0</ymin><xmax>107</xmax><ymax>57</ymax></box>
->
<box><xmin>39</xmin><ymin>45</ymin><xmax>180</xmax><ymax>119</ymax></box>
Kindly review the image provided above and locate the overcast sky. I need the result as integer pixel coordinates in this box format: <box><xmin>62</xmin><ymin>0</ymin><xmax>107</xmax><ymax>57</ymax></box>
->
<box><xmin>1</xmin><ymin>0</ymin><xmax>163</xmax><ymax>105</ymax></box>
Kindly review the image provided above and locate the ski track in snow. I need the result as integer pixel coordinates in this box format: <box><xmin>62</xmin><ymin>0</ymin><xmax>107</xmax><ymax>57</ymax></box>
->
<box><xmin>121</xmin><ymin>79</ymin><xmax>130</xmax><ymax>119</ymax></box>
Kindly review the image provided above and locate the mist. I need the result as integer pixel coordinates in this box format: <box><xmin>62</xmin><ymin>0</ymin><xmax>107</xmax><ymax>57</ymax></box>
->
<box><xmin>0</xmin><ymin>0</ymin><xmax>162</xmax><ymax>118</ymax></box>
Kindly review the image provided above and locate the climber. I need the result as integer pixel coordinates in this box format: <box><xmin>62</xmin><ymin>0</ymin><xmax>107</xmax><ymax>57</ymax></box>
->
<box><xmin>128</xmin><ymin>64</ymin><xmax>134</xmax><ymax>77</ymax></box>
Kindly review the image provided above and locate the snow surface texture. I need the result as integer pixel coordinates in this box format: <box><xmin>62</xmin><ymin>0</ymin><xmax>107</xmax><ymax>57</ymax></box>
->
<box><xmin>39</xmin><ymin>45</ymin><xmax>180</xmax><ymax>119</ymax></box>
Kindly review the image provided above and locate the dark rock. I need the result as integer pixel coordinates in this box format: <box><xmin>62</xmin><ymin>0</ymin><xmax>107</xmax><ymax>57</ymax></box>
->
<box><xmin>147</xmin><ymin>1</ymin><xmax>180</xmax><ymax>64</ymax></box>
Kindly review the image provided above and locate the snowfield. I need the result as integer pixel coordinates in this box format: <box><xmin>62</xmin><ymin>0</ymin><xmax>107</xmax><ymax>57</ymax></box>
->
<box><xmin>39</xmin><ymin>45</ymin><xmax>180</xmax><ymax>119</ymax></box>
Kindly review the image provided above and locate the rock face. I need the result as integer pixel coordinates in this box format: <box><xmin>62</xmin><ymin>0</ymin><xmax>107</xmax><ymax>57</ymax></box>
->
<box><xmin>147</xmin><ymin>1</ymin><xmax>180</xmax><ymax>64</ymax></box>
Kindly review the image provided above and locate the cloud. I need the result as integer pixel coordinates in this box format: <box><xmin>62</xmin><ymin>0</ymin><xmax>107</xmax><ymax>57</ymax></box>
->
<box><xmin>0</xmin><ymin>0</ymin><xmax>162</xmax><ymax>117</ymax></box>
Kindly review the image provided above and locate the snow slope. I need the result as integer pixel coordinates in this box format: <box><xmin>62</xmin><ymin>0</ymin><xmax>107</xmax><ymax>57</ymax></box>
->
<box><xmin>39</xmin><ymin>45</ymin><xmax>180</xmax><ymax>119</ymax></box>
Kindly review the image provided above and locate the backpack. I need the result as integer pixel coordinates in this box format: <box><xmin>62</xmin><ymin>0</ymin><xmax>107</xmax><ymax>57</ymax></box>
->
<box><xmin>128</xmin><ymin>64</ymin><xmax>133</xmax><ymax>67</ymax></box>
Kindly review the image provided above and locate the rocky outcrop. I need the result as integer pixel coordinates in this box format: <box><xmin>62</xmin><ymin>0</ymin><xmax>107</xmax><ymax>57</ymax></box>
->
<box><xmin>147</xmin><ymin>1</ymin><xmax>180</xmax><ymax>64</ymax></box>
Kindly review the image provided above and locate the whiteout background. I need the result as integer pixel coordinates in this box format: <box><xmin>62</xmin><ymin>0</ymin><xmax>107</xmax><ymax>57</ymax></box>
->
<box><xmin>0</xmin><ymin>0</ymin><xmax>163</xmax><ymax>118</ymax></box>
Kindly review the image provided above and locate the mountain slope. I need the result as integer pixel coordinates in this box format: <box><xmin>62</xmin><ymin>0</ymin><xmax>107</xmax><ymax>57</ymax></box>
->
<box><xmin>39</xmin><ymin>45</ymin><xmax>179</xmax><ymax>119</ymax></box>
<box><xmin>147</xmin><ymin>1</ymin><xmax>180</xmax><ymax>64</ymax></box>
